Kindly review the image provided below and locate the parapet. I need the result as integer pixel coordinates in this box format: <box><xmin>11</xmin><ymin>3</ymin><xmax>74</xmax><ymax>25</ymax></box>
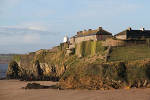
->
<box><xmin>127</xmin><ymin>27</ymin><xmax>132</xmax><ymax>31</ymax></box>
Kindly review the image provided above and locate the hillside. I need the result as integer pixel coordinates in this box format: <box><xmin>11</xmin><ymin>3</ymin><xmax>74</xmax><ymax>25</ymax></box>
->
<box><xmin>6</xmin><ymin>41</ymin><xmax>150</xmax><ymax>90</ymax></box>
<box><xmin>109</xmin><ymin>45</ymin><xmax>150</xmax><ymax>62</ymax></box>
<box><xmin>0</xmin><ymin>54</ymin><xmax>16</xmax><ymax>64</ymax></box>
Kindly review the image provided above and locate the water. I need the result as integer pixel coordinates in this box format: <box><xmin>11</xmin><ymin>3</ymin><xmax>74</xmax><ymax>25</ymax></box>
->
<box><xmin>0</xmin><ymin>64</ymin><xmax>8</xmax><ymax>78</ymax></box>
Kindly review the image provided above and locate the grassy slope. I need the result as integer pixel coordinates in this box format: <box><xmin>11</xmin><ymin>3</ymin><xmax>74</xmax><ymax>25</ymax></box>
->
<box><xmin>109</xmin><ymin>45</ymin><xmax>150</xmax><ymax>62</ymax></box>
<box><xmin>8</xmin><ymin>41</ymin><xmax>106</xmax><ymax>79</ymax></box>
<box><xmin>59</xmin><ymin>44</ymin><xmax>150</xmax><ymax>89</ymax></box>
<box><xmin>8</xmin><ymin>41</ymin><xmax>150</xmax><ymax>89</ymax></box>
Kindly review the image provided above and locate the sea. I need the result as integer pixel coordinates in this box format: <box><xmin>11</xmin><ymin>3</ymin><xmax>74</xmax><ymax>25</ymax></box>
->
<box><xmin>0</xmin><ymin>64</ymin><xmax>8</xmax><ymax>79</ymax></box>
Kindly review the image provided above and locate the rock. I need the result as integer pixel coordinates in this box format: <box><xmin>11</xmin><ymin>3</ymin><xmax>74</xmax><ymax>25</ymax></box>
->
<box><xmin>7</xmin><ymin>61</ymin><xmax>19</xmax><ymax>79</ymax></box>
<box><xmin>143</xmin><ymin>80</ymin><xmax>148</xmax><ymax>87</ymax></box>
<box><xmin>24</xmin><ymin>83</ymin><xmax>60</xmax><ymax>89</ymax></box>
<box><xmin>137</xmin><ymin>81</ymin><xmax>141</xmax><ymax>88</ymax></box>
<box><xmin>146</xmin><ymin>83</ymin><xmax>150</xmax><ymax>88</ymax></box>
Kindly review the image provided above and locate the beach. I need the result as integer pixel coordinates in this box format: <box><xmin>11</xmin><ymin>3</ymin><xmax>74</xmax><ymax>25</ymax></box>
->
<box><xmin>0</xmin><ymin>80</ymin><xmax>150</xmax><ymax>100</ymax></box>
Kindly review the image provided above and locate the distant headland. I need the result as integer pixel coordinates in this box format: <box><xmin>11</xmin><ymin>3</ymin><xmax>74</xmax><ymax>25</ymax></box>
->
<box><xmin>0</xmin><ymin>54</ymin><xmax>16</xmax><ymax>64</ymax></box>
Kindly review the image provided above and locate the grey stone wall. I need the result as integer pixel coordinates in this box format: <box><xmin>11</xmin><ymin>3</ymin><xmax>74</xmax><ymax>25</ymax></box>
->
<box><xmin>70</xmin><ymin>35</ymin><xmax>112</xmax><ymax>44</ymax></box>
<box><xmin>116</xmin><ymin>35</ymin><xmax>127</xmax><ymax>40</ymax></box>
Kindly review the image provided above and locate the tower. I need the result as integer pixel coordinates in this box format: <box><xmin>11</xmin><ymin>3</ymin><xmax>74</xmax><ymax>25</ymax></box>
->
<box><xmin>63</xmin><ymin>36</ymin><xmax>69</xmax><ymax>43</ymax></box>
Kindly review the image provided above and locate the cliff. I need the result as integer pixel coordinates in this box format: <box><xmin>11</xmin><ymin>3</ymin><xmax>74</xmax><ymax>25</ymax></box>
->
<box><xmin>6</xmin><ymin>41</ymin><xmax>150</xmax><ymax>89</ymax></box>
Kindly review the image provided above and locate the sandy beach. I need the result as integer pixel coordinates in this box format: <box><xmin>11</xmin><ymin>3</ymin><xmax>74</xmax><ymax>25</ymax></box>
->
<box><xmin>0</xmin><ymin>80</ymin><xmax>150</xmax><ymax>100</ymax></box>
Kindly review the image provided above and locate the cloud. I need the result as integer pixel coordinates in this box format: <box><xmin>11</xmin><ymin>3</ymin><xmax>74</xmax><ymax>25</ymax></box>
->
<box><xmin>0</xmin><ymin>26</ymin><xmax>64</xmax><ymax>53</ymax></box>
<box><xmin>0</xmin><ymin>0</ymin><xmax>21</xmax><ymax>6</ymax></box>
<box><xmin>0</xmin><ymin>26</ymin><xmax>64</xmax><ymax>45</ymax></box>
<box><xmin>0</xmin><ymin>0</ymin><xmax>22</xmax><ymax>12</ymax></box>
<box><xmin>22</xmin><ymin>22</ymin><xmax>48</xmax><ymax>31</ymax></box>
<box><xmin>75</xmin><ymin>0</ymin><xmax>140</xmax><ymax>19</ymax></box>
<box><xmin>23</xmin><ymin>33</ymin><xmax>41</xmax><ymax>44</ymax></box>
<box><xmin>0</xmin><ymin>33</ymin><xmax>41</xmax><ymax>45</ymax></box>
<box><xmin>0</xmin><ymin>22</ymin><xmax>49</xmax><ymax>31</ymax></box>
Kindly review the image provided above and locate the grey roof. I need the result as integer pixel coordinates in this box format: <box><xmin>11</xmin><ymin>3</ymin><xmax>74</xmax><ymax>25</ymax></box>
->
<box><xmin>77</xmin><ymin>29</ymin><xmax>112</xmax><ymax>37</ymax></box>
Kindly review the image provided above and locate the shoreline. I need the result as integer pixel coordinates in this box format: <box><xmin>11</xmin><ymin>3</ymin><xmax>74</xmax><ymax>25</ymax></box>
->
<box><xmin>0</xmin><ymin>80</ymin><xmax>150</xmax><ymax>100</ymax></box>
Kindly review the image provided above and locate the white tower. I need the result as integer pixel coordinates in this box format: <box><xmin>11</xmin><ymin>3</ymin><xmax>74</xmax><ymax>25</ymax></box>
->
<box><xmin>63</xmin><ymin>36</ymin><xmax>69</xmax><ymax>43</ymax></box>
<box><xmin>140</xmin><ymin>27</ymin><xmax>145</xmax><ymax>31</ymax></box>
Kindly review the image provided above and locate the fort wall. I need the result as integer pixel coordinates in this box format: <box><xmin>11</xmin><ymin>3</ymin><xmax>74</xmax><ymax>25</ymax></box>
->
<box><xmin>115</xmin><ymin>35</ymin><xmax>127</xmax><ymax>40</ymax></box>
<box><xmin>102</xmin><ymin>38</ymin><xmax>148</xmax><ymax>47</ymax></box>
<box><xmin>102</xmin><ymin>38</ymin><xmax>125</xmax><ymax>46</ymax></box>
<box><xmin>75</xmin><ymin>35</ymin><xmax>97</xmax><ymax>44</ymax></box>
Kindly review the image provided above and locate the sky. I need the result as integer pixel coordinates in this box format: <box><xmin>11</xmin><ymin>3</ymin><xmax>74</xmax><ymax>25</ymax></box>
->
<box><xmin>0</xmin><ymin>0</ymin><xmax>150</xmax><ymax>54</ymax></box>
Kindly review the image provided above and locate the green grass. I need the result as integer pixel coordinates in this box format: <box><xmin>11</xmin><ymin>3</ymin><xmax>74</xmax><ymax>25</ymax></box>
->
<box><xmin>75</xmin><ymin>41</ymin><xmax>106</xmax><ymax>57</ymax></box>
<box><xmin>109</xmin><ymin>45</ymin><xmax>150</xmax><ymax>62</ymax></box>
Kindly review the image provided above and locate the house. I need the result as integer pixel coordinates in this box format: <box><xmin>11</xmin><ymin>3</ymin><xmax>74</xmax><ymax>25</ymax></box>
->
<box><xmin>70</xmin><ymin>27</ymin><xmax>112</xmax><ymax>45</ymax></box>
<box><xmin>115</xmin><ymin>27</ymin><xmax>150</xmax><ymax>40</ymax></box>
<box><xmin>66</xmin><ymin>27</ymin><xmax>112</xmax><ymax>55</ymax></box>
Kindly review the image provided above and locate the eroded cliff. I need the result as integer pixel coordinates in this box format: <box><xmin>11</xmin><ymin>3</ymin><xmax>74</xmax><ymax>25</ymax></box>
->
<box><xmin>6</xmin><ymin>41</ymin><xmax>150</xmax><ymax>90</ymax></box>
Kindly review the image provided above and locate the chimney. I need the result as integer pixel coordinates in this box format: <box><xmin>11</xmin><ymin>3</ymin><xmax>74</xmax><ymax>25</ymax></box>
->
<box><xmin>80</xmin><ymin>31</ymin><xmax>83</xmax><ymax>33</ymax></box>
<box><xmin>99</xmin><ymin>27</ymin><xmax>102</xmax><ymax>30</ymax></box>
<box><xmin>83</xmin><ymin>29</ymin><xmax>87</xmax><ymax>33</ymax></box>
<box><xmin>88</xmin><ymin>29</ymin><xmax>92</xmax><ymax>31</ymax></box>
<box><xmin>127</xmin><ymin>27</ymin><xmax>132</xmax><ymax>31</ymax></box>
<box><xmin>140</xmin><ymin>27</ymin><xmax>145</xmax><ymax>31</ymax></box>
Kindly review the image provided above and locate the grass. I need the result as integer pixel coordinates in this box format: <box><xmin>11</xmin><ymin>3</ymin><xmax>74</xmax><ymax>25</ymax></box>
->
<box><xmin>60</xmin><ymin>60</ymin><xmax>150</xmax><ymax>89</ymax></box>
<box><xmin>75</xmin><ymin>41</ymin><xmax>106</xmax><ymax>57</ymax></box>
<box><xmin>8</xmin><ymin>40</ymin><xmax>150</xmax><ymax>89</ymax></box>
<box><xmin>109</xmin><ymin>45</ymin><xmax>150</xmax><ymax>62</ymax></box>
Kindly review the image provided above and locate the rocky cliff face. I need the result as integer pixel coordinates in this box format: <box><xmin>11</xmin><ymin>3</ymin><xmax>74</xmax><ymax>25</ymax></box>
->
<box><xmin>59</xmin><ymin>60</ymin><xmax>150</xmax><ymax>90</ymax></box>
<box><xmin>7</xmin><ymin>41</ymin><xmax>106</xmax><ymax>81</ymax></box>
<box><xmin>7</xmin><ymin>46</ymin><xmax>67</xmax><ymax>81</ymax></box>
<box><xmin>6</xmin><ymin>41</ymin><xmax>150</xmax><ymax>90</ymax></box>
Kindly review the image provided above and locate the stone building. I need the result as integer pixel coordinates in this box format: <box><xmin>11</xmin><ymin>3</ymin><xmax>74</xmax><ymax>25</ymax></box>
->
<box><xmin>115</xmin><ymin>27</ymin><xmax>150</xmax><ymax>40</ymax></box>
<box><xmin>66</xmin><ymin>27</ymin><xmax>112</xmax><ymax>55</ymax></box>
<box><xmin>70</xmin><ymin>27</ymin><xmax>112</xmax><ymax>45</ymax></box>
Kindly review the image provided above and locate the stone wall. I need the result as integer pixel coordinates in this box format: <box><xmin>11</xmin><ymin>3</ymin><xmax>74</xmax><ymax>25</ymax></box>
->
<box><xmin>70</xmin><ymin>35</ymin><xmax>112</xmax><ymax>45</ymax></box>
<box><xmin>116</xmin><ymin>35</ymin><xmax>127</xmax><ymax>40</ymax></box>
<box><xmin>75</xmin><ymin>35</ymin><xmax>97</xmax><ymax>44</ymax></box>
<box><xmin>96</xmin><ymin>35</ymin><xmax>112</xmax><ymax>41</ymax></box>
<box><xmin>102</xmin><ymin>38</ymin><xmax>148</xmax><ymax>47</ymax></box>
<box><xmin>102</xmin><ymin>38</ymin><xmax>125</xmax><ymax>46</ymax></box>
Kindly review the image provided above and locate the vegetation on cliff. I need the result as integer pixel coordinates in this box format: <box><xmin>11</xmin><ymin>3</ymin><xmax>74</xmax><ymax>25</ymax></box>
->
<box><xmin>59</xmin><ymin>60</ymin><xmax>150</xmax><ymax>90</ymax></box>
<box><xmin>6</xmin><ymin>41</ymin><xmax>150</xmax><ymax>90</ymax></box>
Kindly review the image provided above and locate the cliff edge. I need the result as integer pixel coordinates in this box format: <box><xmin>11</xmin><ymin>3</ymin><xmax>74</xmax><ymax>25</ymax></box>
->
<box><xmin>6</xmin><ymin>41</ymin><xmax>150</xmax><ymax>90</ymax></box>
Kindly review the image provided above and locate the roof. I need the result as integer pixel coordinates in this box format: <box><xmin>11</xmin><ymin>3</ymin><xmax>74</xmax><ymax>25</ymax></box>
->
<box><xmin>115</xmin><ymin>30</ymin><xmax>127</xmax><ymax>36</ymax></box>
<box><xmin>96</xmin><ymin>29</ymin><xmax>112</xmax><ymax>35</ymax></box>
<box><xmin>115</xmin><ymin>29</ymin><xmax>150</xmax><ymax>36</ymax></box>
<box><xmin>77</xmin><ymin>28</ymin><xmax>112</xmax><ymax>37</ymax></box>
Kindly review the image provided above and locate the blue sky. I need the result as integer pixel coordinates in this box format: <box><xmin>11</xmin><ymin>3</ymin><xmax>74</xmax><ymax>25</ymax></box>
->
<box><xmin>0</xmin><ymin>0</ymin><xmax>150</xmax><ymax>54</ymax></box>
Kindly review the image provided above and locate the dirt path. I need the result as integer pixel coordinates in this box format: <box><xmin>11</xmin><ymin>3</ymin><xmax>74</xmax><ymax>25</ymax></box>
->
<box><xmin>0</xmin><ymin>80</ymin><xmax>150</xmax><ymax>100</ymax></box>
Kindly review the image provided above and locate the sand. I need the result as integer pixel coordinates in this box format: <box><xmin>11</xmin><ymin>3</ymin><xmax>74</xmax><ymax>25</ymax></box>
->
<box><xmin>0</xmin><ymin>80</ymin><xmax>150</xmax><ymax>100</ymax></box>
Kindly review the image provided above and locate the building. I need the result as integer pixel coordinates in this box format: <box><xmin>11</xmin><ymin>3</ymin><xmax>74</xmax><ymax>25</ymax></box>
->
<box><xmin>70</xmin><ymin>27</ymin><xmax>112</xmax><ymax>45</ymax></box>
<box><xmin>115</xmin><ymin>27</ymin><xmax>150</xmax><ymax>40</ymax></box>
<box><xmin>63</xmin><ymin>36</ymin><xmax>69</xmax><ymax>43</ymax></box>
<box><xmin>66</xmin><ymin>27</ymin><xmax>112</xmax><ymax>55</ymax></box>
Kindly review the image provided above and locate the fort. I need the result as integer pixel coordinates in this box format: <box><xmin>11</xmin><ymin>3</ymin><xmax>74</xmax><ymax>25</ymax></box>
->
<box><xmin>7</xmin><ymin>26</ymin><xmax>150</xmax><ymax>90</ymax></box>
<box><xmin>65</xmin><ymin>27</ymin><xmax>112</xmax><ymax>55</ymax></box>
<box><xmin>64</xmin><ymin>27</ymin><xmax>150</xmax><ymax>55</ymax></box>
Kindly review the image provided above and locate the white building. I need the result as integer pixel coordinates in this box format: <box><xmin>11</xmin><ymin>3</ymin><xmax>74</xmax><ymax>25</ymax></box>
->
<box><xmin>63</xmin><ymin>36</ymin><xmax>69</xmax><ymax>43</ymax></box>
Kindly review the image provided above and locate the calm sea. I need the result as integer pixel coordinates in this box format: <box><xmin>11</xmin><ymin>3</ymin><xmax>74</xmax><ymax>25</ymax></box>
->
<box><xmin>0</xmin><ymin>64</ymin><xmax>8</xmax><ymax>78</ymax></box>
